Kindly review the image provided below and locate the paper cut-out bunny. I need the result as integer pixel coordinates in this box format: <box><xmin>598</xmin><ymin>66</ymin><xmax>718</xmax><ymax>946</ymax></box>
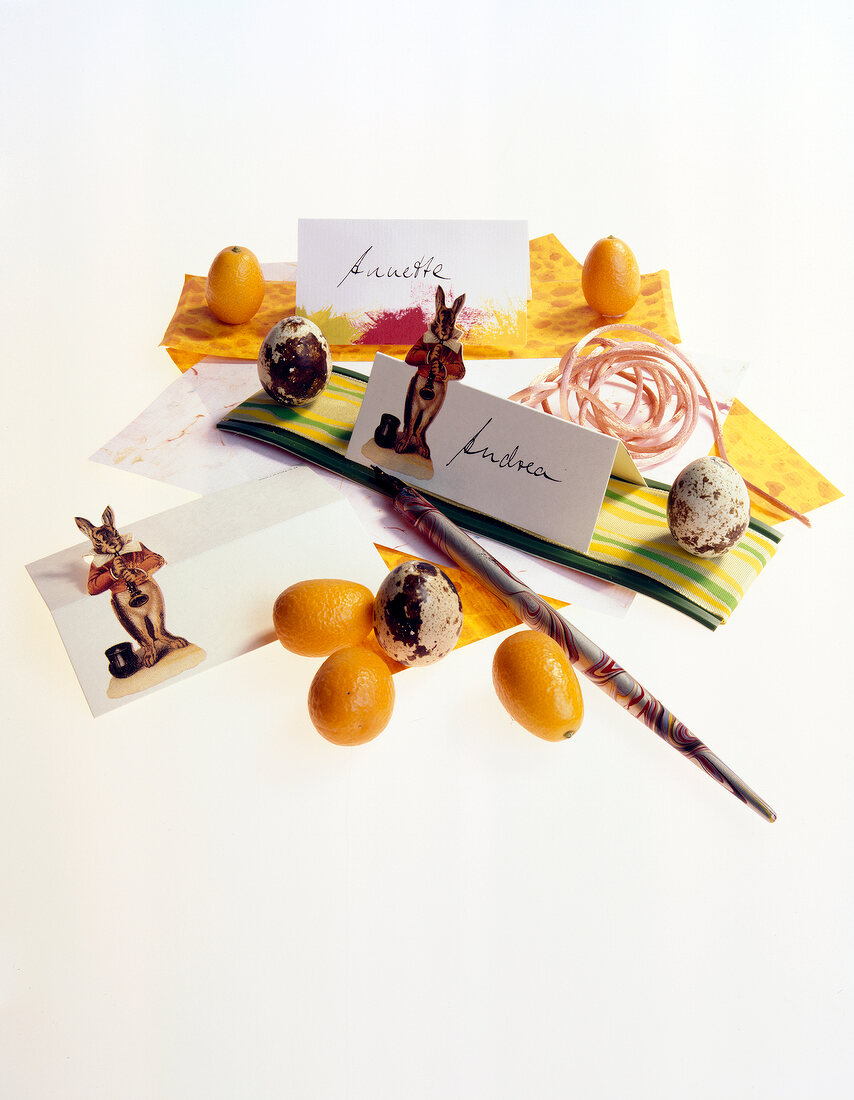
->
<box><xmin>395</xmin><ymin>285</ymin><xmax>466</xmax><ymax>460</ymax></box>
<box><xmin>75</xmin><ymin>506</ymin><xmax>189</xmax><ymax>669</ymax></box>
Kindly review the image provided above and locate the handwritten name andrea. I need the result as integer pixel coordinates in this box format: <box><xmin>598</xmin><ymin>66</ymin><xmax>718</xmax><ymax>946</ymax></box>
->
<box><xmin>445</xmin><ymin>419</ymin><xmax>562</xmax><ymax>482</ymax></box>
<box><xmin>337</xmin><ymin>245</ymin><xmax>449</xmax><ymax>288</ymax></box>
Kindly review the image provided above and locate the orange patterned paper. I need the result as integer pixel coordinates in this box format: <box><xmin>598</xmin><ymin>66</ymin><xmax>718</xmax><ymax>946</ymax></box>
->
<box><xmin>715</xmin><ymin>399</ymin><xmax>843</xmax><ymax>525</ymax></box>
<box><xmin>161</xmin><ymin>276</ymin><xmax>297</xmax><ymax>370</ymax></box>
<box><xmin>160</xmin><ymin>234</ymin><xmax>680</xmax><ymax>371</ymax></box>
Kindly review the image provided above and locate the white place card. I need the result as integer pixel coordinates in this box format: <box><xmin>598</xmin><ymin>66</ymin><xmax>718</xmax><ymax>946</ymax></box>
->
<box><xmin>296</xmin><ymin>218</ymin><xmax>529</xmax><ymax>347</ymax></box>
<box><xmin>26</xmin><ymin>468</ymin><xmax>388</xmax><ymax>716</ymax></box>
<box><xmin>346</xmin><ymin>354</ymin><xmax>645</xmax><ymax>555</ymax></box>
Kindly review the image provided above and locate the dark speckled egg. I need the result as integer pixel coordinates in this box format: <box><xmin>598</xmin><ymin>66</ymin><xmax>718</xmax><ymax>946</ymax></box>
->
<box><xmin>258</xmin><ymin>316</ymin><xmax>333</xmax><ymax>407</ymax></box>
<box><xmin>373</xmin><ymin>561</ymin><xmax>464</xmax><ymax>667</ymax></box>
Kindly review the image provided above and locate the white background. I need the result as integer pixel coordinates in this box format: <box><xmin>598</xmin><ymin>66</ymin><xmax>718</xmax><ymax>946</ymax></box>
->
<box><xmin>2</xmin><ymin>2</ymin><xmax>852</xmax><ymax>1098</ymax></box>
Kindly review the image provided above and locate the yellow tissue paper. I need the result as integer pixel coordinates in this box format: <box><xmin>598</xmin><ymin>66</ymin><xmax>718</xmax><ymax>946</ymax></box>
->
<box><xmin>715</xmin><ymin>399</ymin><xmax>843</xmax><ymax>525</ymax></box>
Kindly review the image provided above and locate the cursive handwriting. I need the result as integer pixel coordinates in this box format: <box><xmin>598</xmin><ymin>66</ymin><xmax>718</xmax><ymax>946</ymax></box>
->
<box><xmin>337</xmin><ymin>245</ymin><xmax>450</xmax><ymax>288</ymax></box>
<box><xmin>445</xmin><ymin>418</ymin><xmax>562</xmax><ymax>482</ymax></box>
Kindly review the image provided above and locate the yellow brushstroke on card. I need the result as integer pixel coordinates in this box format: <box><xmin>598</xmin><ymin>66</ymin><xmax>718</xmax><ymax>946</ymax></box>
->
<box><xmin>298</xmin><ymin>305</ymin><xmax>361</xmax><ymax>346</ymax></box>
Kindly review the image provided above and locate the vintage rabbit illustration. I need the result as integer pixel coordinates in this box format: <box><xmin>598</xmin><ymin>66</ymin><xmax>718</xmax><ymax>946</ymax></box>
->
<box><xmin>75</xmin><ymin>506</ymin><xmax>189</xmax><ymax>670</ymax></box>
<box><xmin>394</xmin><ymin>285</ymin><xmax>466</xmax><ymax>460</ymax></box>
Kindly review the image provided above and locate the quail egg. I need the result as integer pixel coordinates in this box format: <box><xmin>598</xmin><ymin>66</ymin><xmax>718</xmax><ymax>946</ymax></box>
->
<box><xmin>667</xmin><ymin>456</ymin><xmax>751</xmax><ymax>558</ymax></box>
<box><xmin>373</xmin><ymin>561</ymin><xmax>464</xmax><ymax>667</ymax></box>
<box><xmin>258</xmin><ymin>315</ymin><xmax>333</xmax><ymax>406</ymax></box>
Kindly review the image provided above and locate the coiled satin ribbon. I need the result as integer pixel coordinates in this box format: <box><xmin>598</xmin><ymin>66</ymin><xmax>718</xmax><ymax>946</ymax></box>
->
<box><xmin>510</xmin><ymin>324</ymin><xmax>809</xmax><ymax>526</ymax></box>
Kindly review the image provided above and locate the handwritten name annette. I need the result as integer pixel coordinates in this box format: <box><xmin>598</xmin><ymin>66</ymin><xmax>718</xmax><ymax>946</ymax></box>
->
<box><xmin>446</xmin><ymin>419</ymin><xmax>562</xmax><ymax>482</ymax></box>
<box><xmin>338</xmin><ymin>245</ymin><xmax>450</xmax><ymax>288</ymax></box>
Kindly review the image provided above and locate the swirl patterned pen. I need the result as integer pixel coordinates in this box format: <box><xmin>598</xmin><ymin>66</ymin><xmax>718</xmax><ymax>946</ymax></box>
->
<box><xmin>372</xmin><ymin>468</ymin><xmax>776</xmax><ymax>822</ymax></box>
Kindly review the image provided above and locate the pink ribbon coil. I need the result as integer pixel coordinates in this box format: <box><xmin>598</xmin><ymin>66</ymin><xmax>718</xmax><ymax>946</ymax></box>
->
<box><xmin>510</xmin><ymin>323</ymin><xmax>810</xmax><ymax>525</ymax></box>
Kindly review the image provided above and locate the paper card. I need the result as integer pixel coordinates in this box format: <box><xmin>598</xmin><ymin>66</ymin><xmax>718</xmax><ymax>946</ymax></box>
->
<box><xmin>295</xmin><ymin>219</ymin><xmax>529</xmax><ymax>348</ymax></box>
<box><xmin>346</xmin><ymin>354</ymin><xmax>645</xmax><ymax>555</ymax></box>
<box><xmin>26</xmin><ymin>468</ymin><xmax>388</xmax><ymax>717</ymax></box>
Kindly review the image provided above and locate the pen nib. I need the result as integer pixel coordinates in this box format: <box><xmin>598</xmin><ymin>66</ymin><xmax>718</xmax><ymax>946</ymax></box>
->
<box><xmin>371</xmin><ymin>466</ymin><xmax>406</xmax><ymax>495</ymax></box>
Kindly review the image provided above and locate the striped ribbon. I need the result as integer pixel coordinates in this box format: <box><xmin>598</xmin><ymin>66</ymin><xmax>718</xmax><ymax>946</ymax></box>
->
<box><xmin>219</xmin><ymin>368</ymin><xmax>779</xmax><ymax>626</ymax></box>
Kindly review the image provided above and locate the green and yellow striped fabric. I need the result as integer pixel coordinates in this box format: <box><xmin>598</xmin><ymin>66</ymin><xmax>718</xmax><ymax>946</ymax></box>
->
<box><xmin>219</xmin><ymin>367</ymin><xmax>780</xmax><ymax>628</ymax></box>
<box><xmin>232</xmin><ymin>371</ymin><xmax>367</xmax><ymax>455</ymax></box>
<box><xmin>591</xmin><ymin>480</ymin><xmax>777</xmax><ymax>624</ymax></box>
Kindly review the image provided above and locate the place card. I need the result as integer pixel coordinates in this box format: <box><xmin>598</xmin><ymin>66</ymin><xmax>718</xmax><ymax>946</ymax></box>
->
<box><xmin>26</xmin><ymin>468</ymin><xmax>388</xmax><ymax>716</ymax></box>
<box><xmin>295</xmin><ymin>218</ymin><xmax>529</xmax><ymax>348</ymax></box>
<box><xmin>346</xmin><ymin>354</ymin><xmax>645</xmax><ymax>555</ymax></box>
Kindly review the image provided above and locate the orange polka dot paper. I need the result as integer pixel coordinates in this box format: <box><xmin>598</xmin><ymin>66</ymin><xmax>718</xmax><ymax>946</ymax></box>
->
<box><xmin>714</xmin><ymin>399</ymin><xmax>843</xmax><ymax>525</ymax></box>
<box><xmin>160</xmin><ymin>276</ymin><xmax>298</xmax><ymax>370</ymax></box>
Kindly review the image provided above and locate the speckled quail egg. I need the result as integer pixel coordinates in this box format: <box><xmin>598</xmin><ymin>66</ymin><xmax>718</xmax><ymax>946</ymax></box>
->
<box><xmin>666</xmin><ymin>456</ymin><xmax>751</xmax><ymax>558</ymax></box>
<box><xmin>373</xmin><ymin>561</ymin><xmax>464</xmax><ymax>667</ymax></box>
<box><xmin>258</xmin><ymin>315</ymin><xmax>333</xmax><ymax>406</ymax></box>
